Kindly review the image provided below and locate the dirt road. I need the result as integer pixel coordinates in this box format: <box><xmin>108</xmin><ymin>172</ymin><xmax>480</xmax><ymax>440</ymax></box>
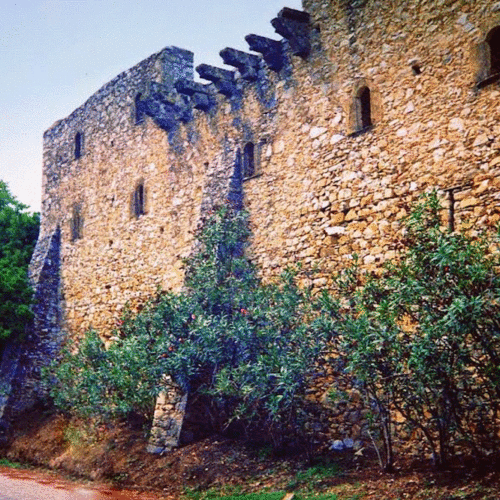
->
<box><xmin>0</xmin><ymin>466</ymin><xmax>163</xmax><ymax>500</ymax></box>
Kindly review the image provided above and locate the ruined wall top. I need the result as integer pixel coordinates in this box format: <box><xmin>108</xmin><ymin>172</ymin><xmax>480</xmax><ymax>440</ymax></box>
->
<box><xmin>44</xmin><ymin>45</ymin><xmax>194</xmax><ymax>139</ymax></box>
<box><xmin>41</xmin><ymin>46</ymin><xmax>194</xmax><ymax>224</ymax></box>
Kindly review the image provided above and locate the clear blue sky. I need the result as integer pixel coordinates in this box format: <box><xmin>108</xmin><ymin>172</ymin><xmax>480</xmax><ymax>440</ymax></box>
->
<box><xmin>0</xmin><ymin>0</ymin><xmax>302</xmax><ymax>212</ymax></box>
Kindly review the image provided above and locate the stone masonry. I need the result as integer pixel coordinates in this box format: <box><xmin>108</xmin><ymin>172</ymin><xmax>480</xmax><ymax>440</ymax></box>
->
<box><xmin>5</xmin><ymin>0</ymin><xmax>500</xmax><ymax>448</ymax></box>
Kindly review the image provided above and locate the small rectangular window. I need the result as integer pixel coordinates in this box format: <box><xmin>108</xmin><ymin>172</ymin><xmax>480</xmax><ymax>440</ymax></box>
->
<box><xmin>133</xmin><ymin>183</ymin><xmax>145</xmax><ymax>218</ymax></box>
<box><xmin>75</xmin><ymin>132</ymin><xmax>83</xmax><ymax>159</ymax></box>
<box><xmin>70</xmin><ymin>205</ymin><xmax>83</xmax><ymax>241</ymax></box>
<box><xmin>243</xmin><ymin>142</ymin><xmax>255</xmax><ymax>178</ymax></box>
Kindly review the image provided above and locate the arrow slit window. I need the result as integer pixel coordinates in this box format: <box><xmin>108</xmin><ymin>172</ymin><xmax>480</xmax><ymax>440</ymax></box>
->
<box><xmin>132</xmin><ymin>182</ymin><xmax>146</xmax><ymax>218</ymax></box>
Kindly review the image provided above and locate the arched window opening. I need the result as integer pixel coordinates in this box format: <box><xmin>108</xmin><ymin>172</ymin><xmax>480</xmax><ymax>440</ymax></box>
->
<box><xmin>74</xmin><ymin>132</ymin><xmax>82</xmax><ymax>159</ymax></box>
<box><xmin>487</xmin><ymin>26</ymin><xmax>500</xmax><ymax>76</ymax></box>
<box><xmin>134</xmin><ymin>93</ymin><xmax>144</xmax><ymax>125</ymax></box>
<box><xmin>133</xmin><ymin>182</ymin><xmax>145</xmax><ymax>218</ymax></box>
<box><xmin>357</xmin><ymin>86</ymin><xmax>372</xmax><ymax>130</ymax></box>
<box><xmin>70</xmin><ymin>204</ymin><xmax>83</xmax><ymax>242</ymax></box>
<box><xmin>243</xmin><ymin>142</ymin><xmax>255</xmax><ymax>178</ymax></box>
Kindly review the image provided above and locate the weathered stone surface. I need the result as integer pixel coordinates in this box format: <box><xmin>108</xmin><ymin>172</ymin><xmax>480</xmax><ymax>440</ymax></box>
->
<box><xmin>196</xmin><ymin>64</ymin><xmax>238</xmax><ymax>97</ymax></box>
<box><xmin>147</xmin><ymin>377</ymin><xmax>188</xmax><ymax>453</ymax></box>
<box><xmin>271</xmin><ymin>8</ymin><xmax>311</xmax><ymax>58</ymax></box>
<box><xmin>15</xmin><ymin>0</ymin><xmax>500</xmax><ymax>449</ymax></box>
<box><xmin>245</xmin><ymin>34</ymin><xmax>285</xmax><ymax>72</ymax></box>
<box><xmin>219</xmin><ymin>47</ymin><xmax>262</xmax><ymax>81</ymax></box>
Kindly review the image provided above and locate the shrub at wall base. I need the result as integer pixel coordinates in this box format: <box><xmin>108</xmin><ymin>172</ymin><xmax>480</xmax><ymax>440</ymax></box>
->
<box><xmin>322</xmin><ymin>192</ymin><xmax>500</xmax><ymax>470</ymax></box>
<box><xmin>48</xmin><ymin>208</ymin><xmax>330</xmax><ymax>447</ymax></box>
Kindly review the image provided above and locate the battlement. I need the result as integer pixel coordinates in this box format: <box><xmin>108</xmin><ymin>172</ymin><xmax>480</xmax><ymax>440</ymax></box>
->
<box><xmin>41</xmin><ymin>46</ymin><xmax>193</xmax><ymax>217</ymax></box>
<box><xmin>41</xmin><ymin>6</ymin><xmax>313</xmax><ymax>169</ymax></box>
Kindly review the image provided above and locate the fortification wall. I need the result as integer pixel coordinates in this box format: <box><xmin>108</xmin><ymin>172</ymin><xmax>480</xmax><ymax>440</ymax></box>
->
<box><xmin>25</xmin><ymin>0</ymin><xmax>500</xmax><ymax>444</ymax></box>
<box><xmin>40</xmin><ymin>47</ymin><xmax>208</xmax><ymax>336</ymax></box>
<box><xmin>247</xmin><ymin>0</ymin><xmax>500</xmax><ymax>288</ymax></box>
<box><xmin>40</xmin><ymin>0</ymin><xmax>500</xmax><ymax>340</ymax></box>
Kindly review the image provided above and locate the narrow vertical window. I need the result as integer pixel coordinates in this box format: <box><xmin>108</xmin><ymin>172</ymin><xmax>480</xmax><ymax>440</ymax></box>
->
<box><xmin>477</xmin><ymin>26</ymin><xmax>500</xmax><ymax>88</ymax></box>
<box><xmin>411</xmin><ymin>64</ymin><xmax>422</xmax><ymax>75</ymax></box>
<box><xmin>133</xmin><ymin>183</ymin><xmax>145</xmax><ymax>218</ymax></box>
<box><xmin>243</xmin><ymin>142</ymin><xmax>255</xmax><ymax>178</ymax></box>
<box><xmin>70</xmin><ymin>204</ymin><xmax>83</xmax><ymax>241</ymax></box>
<box><xmin>358</xmin><ymin>86</ymin><xmax>372</xmax><ymax>130</ymax></box>
<box><xmin>74</xmin><ymin>132</ymin><xmax>82</xmax><ymax>159</ymax></box>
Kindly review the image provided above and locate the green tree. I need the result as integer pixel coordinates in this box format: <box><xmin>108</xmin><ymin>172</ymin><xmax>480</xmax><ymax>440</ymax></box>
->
<box><xmin>0</xmin><ymin>181</ymin><xmax>39</xmax><ymax>346</ymax></box>
<box><xmin>50</xmin><ymin>207</ymin><xmax>328</xmax><ymax>441</ymax></box>
<box><xmin>322</xmin><ymin>192</ymin><xmax>500</xmax><ymax>469</ymax></box>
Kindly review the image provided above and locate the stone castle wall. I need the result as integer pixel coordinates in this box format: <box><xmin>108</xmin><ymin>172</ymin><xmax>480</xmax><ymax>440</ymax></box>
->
<box><xmin>246</xmin><ymin>0</ymin><xmax>500</xmax><ymax>285</ymax></box>
<box><xmin>19</xmin><ymin>0</ymin><xmax>500</xmax><ymax>442</ymax></box>
<box><xmin>37</xmin><ymin>0</ymin><xmax>500</xmax><ymax>340</ymax></box>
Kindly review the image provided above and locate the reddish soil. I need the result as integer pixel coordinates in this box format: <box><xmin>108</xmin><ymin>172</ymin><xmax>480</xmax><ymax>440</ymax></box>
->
<box><xmin>1</xmin><ymin>409</ymin><xmax>500</xmax><ymax>499</ymax></box>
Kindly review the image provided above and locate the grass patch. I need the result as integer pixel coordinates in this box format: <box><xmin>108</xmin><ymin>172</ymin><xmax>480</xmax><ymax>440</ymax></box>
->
<box><xmin>184</xmin><ymin>492</ymin><xmax>342</xmax><ymax>500</ymax></box>
<box><xmin>286</xmin><ymin>462</ymin><xmax>343</xmax><ymax>493</ymax></box>
<box><xmin>296</xmin><ymin>464</ymin><xmax>342</xmax><ymax>482</ymax></box>
<box><xmin>182</xmin><ymin>469</ymin><xmax>345</xmax><ymax>500</ymax></box>
<box><xmin>0</xmin><ymin>458</ymin><xmax>26</xmax><ymax>469</ymax></box>
<box><xmin>215</xmin><ymin>494</ymin><xmax>285</xmax><ymax>500</ymax></box>
<box><xmin>297</xmin><ymin>494</ymin><xmax>339</xmax><ymax>500</ymax></box>
<box><xmin>183</xmin><ymin>484</ymin><xmax>245</xmax><ymax>500</ymax></box>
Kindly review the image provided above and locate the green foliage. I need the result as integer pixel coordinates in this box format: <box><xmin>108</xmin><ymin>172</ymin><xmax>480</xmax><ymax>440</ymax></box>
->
<box><xmin>49</xmin><ymin>207</ymin><xmax>328</xmax><ymax>434</ymax></box>
<box><xmin>183</xmin><ymin>488</ymin><xmax>285</xmax><ymax>500</ymax></box>
<box><xmin>183</xmin><ymin>488</ymin><xmax>340</xmax><ymax>500</ymax></box>
<box><xmin>46</xmin><ymin>192</ymin><xmax>500</xmax><ymax>467</ymax></box>
<box><xmin>0</xmin><ymin>458</ymin><xmax>25</xmax><ymax>469</ymax></box>
<box><xmin>322</xmin><ymin>191</ymin><xmax>500</xmax><ymax>469</ymax></box>
<box><xmin>0</xmin><ymin>181</ymin><xmax>39</xmax><ymax>344</ymax></box>
<box><xmin>49</xmin><ymin>330</ymin><xmax>159</xmax><ymax>420</ymax></box>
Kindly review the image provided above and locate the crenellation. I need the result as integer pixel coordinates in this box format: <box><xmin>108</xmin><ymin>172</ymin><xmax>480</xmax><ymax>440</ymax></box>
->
<box><xmin>245</xmin><ymin>34</ymin><xmax>287</xmax><ymax>72</ymax></box>
<box><xmin>271</xmin><ymin>8</ymin><xmax>312</xmax><ymax>58</ymax></box>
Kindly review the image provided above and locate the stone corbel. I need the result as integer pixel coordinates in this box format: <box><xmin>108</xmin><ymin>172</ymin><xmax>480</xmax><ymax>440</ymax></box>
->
<box><xmin>271</xmin><ymin>7</ymin><xmax>311</xmax><ymax>58</ymax></box>
<box><xmin>219</xmin><ymin>47</ymin><xmax>262</xmax><ymax>81</ymax></box>
<box><xmin>174</xmin><ymin>79</ymin><xmax>215</xmax><ymax>112</ymax></box>
<box><xmin>196</xmin><ymin>64</ymin><xmax>238</xmax><ymax>97</ymax></box>
<box><xmin>245</xmin><ymin>34</ymin><xmax>285</xmax><ymax>72</ymax></box>
<box><xmin>142</xmin><ymin>82</ymin><xmax>192</xmax><ymax>130</ymax></box>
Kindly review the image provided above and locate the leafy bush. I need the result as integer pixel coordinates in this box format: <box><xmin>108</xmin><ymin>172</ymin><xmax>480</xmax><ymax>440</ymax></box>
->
<box><xmin>0</xmin><ymin>181</ymin><xmax>39</xmax><ymax>346</ymax></box>
<box><xmin>49</xmin><ymin>329</ymin><xmax>159</xmax><ymax>420</ymax></box>
<box><xmin>49</xmin><ymin>194</ymin><xmax>500</xmax><ymax>465</ymax></box>
<box><xmin>49</xmin><ymin>207</ymin><xmax>328</xmax><ymax>436</ymax></box>
<box><xmin>322</xmin><ymin>192</ymin><xmax>500</xmax><ymax>469</ymax></box>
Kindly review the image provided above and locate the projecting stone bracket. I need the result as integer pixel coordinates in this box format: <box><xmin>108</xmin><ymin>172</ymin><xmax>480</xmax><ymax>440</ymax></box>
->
<box><xmin>219</xmin><ymin>47</ymin><xmax>262</xmax><ymax>81</ymax></box>
<box><xmin>245</xmin><ymin>34</ymin><xmax>285</xmax><ymax>72</ymax></box>
<box><xmin>141</xmin><ymin>82</ymin><xmax>192</xmax><ymax>130</ymax></box>
<box><xmin>196</xmin><ymin>64</ymin><xmax>238</xmax><ymax>97</ymax></box>
<box><xmin>174</xmin><ymin>79</ymin><xmax>216</xmax><ymax>112</ymax></box>
<box><xmin>271</xmin><ymin>7</ymin><xmax>311</xmax><ymax>58</ymax></box>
